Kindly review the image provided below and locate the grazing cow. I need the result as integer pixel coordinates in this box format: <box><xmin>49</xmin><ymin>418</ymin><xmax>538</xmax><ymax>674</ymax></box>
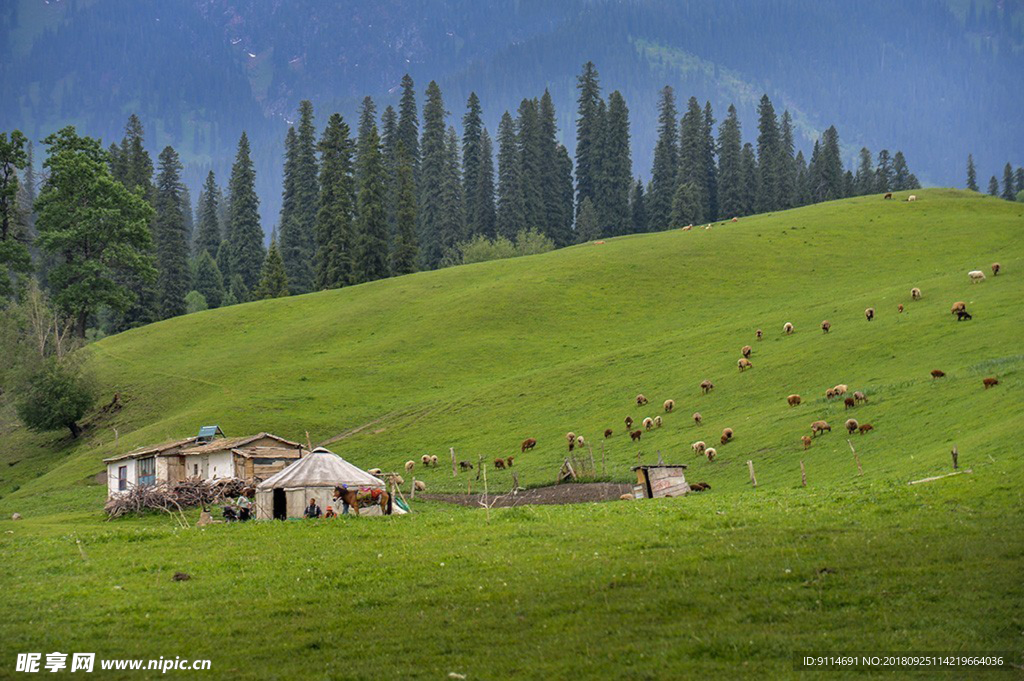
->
<box><xmin>705</xmin><ymin>448</ymin><xmax>716</xmax><ymax>462</ymax></box>
<box><xmin>691</xmin><ymin>441</ymin><xmax>707</xmax><ymax>454</ymax></box>
<box><xmin>858</xmin><ymin>424</ymin><xmax>874</xmax><ymax>435</ymax></box>
<box><xmin>506</xmin><ymin>457</ymin><xmax>515</xmax><ymax>468</ymax></box>
<box><xmin>883</xmin><ymin>192</ymin><xmax>893</xmax><ymax>199</ymax></box>
<box><xmin>801</xmin><ymin>435</ymin><xmax>812</xmax><ymax>449</ymax></box>
<box><xmin>521</xmin><ymin>438</ymin><xmax>537</xmax><ymax>452</ymax></box>
<box><xmin>604</xmin><ymin>428</ymin><xmax>614</xmax><ymax>438</ymax></box>
<box><xmin>957</xmin><ymin>310</ymin><xmax>973</xmax><ymax>321</ymax></box>
<box><xmin>844</xmin><ymin>397</ymin><xmax>856</xmax><ymax>409</ymax></box>
<box><xmin>821</xmin><ymin>320</ymin><xmax>831</xmax><ymax>333</ymax></box>
<box><xmin>630</xmin><ymin>429</ymin><xmax>643</xmax><ymax>442</ymax></box>
<box><xmin>700</xmin><ymin>380</ymin><xmax>714</xmax><ymax>394</ymax></box>
<box><xmin>721</xmin><ymin>427</ymin><xmax>733</xmax><ymax>442</ymax></box>
<box><xmin>931</xmin><ymin>369</ymin><xmax>946</xmax><ymax>380</ymax></box>
<box><xmin>911</xmin><ymin>287</ymin><xmax>922</xmax><ymax>300</ymax></box>
<box><xmin>742</xmin><ymin>345</ymin><xmax>752</xmax><ymax>358</ymax></box>
<box><xmin>625</xmin><ymin>416</ymin><xmax>634</xmax><ymax>430</ymax></box>
<box><xmin>494</xmin><ymin>458</ymin><xmax>506</xmax><ymax>470</ymax></box>
<box><xmin>865</xmin><ymin>307</ymin><xmax>875</xmax><ymax>322</ymax></box>
<box><xmin>787</xmin><ymin>394</ymin><xmax>802</xmax><ymax>406</ymax></box>
<box><xmin>783</xmin><ymin>322</ymin><xmax>794</xmax><ymax>335</ymax></box>
<box><xmin>983</xmin><ymin>377</ymin><xmax>999</xmax><ymax>389</ymax></box>
<box><xmin>898</xmin><ymin>304</ymin><xmax>904</xmax><ymax>313</ymax></box>
<box><xmin>643</xmin><ymin>417</ymin><xmax>654</xmax><ymax>431</ymax></box>
<box><xmin>405</xmin><ymin>460</ymin><xmax>415</xmax><ymax>472</ymax></box>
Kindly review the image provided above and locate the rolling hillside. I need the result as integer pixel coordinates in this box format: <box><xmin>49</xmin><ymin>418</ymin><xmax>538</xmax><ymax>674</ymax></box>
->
<box><xmin>1</xmin><ymin>189</ymin><xmax>1021</xmax><ymax>511</ymax></box>
<box><xmin>1</xmin><ymin>190</ymin><xmax>1022</xmax><ymax>678</ymax></box>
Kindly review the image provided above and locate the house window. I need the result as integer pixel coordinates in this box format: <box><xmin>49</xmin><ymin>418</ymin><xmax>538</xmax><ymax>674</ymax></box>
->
<box><xmin>118</xmin><ymin>466</ymin><xmax>128</xmax><ymax>491</ymax></box>
<box><xmin>138</xmin><ymin>457</ymin><xmax>156</xmax><ymax>488</ymax></box>
<box><xmin>193</xmin><ymin>463</ymin><xmax>199</xmax><ymax>477</ymax></box>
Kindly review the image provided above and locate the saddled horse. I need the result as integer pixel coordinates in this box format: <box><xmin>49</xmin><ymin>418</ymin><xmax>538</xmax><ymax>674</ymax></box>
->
<box><xmin>332</xmin><ymin>485</ymin><xmax>392</xmax><ymax>516</ymax></box>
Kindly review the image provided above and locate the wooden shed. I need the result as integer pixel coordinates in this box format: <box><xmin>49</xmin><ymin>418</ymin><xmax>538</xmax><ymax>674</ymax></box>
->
<box><xmin>630</xmin><ymin>464</ymin><xmax>690</xmax><ymax>499</ymax></box>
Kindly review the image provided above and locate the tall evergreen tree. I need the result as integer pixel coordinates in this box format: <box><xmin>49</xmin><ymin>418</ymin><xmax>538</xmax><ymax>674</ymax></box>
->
<box><xmin>555</xmin><ymin>145</ymin><xmax>575</xmax><ymax>245</ymax></box>
<box><xmin>966</xmin><ymin>154</ymin><xmax>978</xmax><ymax>191</ymax></box>
<box><xmin>462</xmin><ymin>92</ymin><xmax>486</xmax><ymax>236</ymax></box>
<box><xmin>253</xmin><ymin>238</ymin><xmax>289</xmax><ymax>299</ymax></box>
<box><xmin>574</xmin><ymin>61</ymin><xmax>603</xmax><ymax>217</ymax></box>
<box><xmin>1015</xmin><ymin>167</ymin><xmax>1024</xmax><ymax>197</ymax></box>
<box><xmin>1002</xmin><ymin>162</ymin><xmax>1016</xmax><ymax>200</ymax></box>
<box><xmin>600</xmin><ymin>91</ymin><xmax>632</xmax><ymax>236</ymax></box>
<box><xmin>438</xmin><ymin>127</ymin><xmax>466</xmax><ymax>265</ymax></box>
<box><xmin>180</xmin><ymin>185</ymin><xmax>194</xmax><ymax>245</ymax></box>
<box><xmin>355</xmin><ymin>119</ymin><xmax>390</xmax><ymax>282</ymax></box>
<box><xmin>380</xmin><ymin>104</ymin><xmax>399</xmax><ymax>233</ymax></box>
<box><xmin>892</xmin><ymin>151</ymin><xmax>911</xmax><ymax>191</ymax></box>
<box><xmin>418</xmin><ymin>81</ymin><xmax>447</xmax><ymax>269</ymax></box>
<box><xmin>575</xmin><ymin>197</ymin><xmax>600</xmax><ymax>242</ymax></box>
<box><xmin>355</xmin><ymin>97</ymin><xmax>378</xmax><ymax>187</ymax></box>
<box><xmin>755</xmin><ymin>95</ymin><xmax>781</xmax><ymax>212</ymax></box>
<box><xmin>777</xmin><ymin>110</ymin><xmax>796</xmax><ymax>209</ymax></box>
<box><xmin>194</xmin><ymin>171</ymin><xmax>221</xmax><ymax>257</ymax></box>
<box><xmin>739</xmin><ymin>142</ymin><xmax>759</xmax><ymax>215</ymax></box>
<box><xmin>874</xmin><ymin>150</ymin><xmax>894</xmax><ymax>193</ymax></box>
<box><xmin>517</xmin><ymin>97</ymin><xmax>544</xmax><ymax>231</ymax></box>
<box><xmin>670</xmin><ymin>182</ymin><xmax>703</xmax><ymax>228</ymax></box>
<box><xmin>987</xmin><ymin>175</ymin><xmax>999</xmax><ymax>196</ymax></box>
<box><xmin>390</xmin><ymin>142</ymin><xmax>419</xmax><ymax>275</ymax></box>
<box><xmin>538</xmin><ymin>90</ymin><xmax>566</xmax><ymax>244</ymax></box>
<box><xmin>279</xmin><ymin>100</ymin><xmax>317</xmax><ymax>294</ymax></box>
<box><xmin>794</xmin><ymin>150</ymin><xmax>810</xmax><ymax>205</ymax></box>
<box><xmin>314</xmin><ymin>113</ymin><xmax>356</xmax><ymax>289</ymax></box>
<box><xmin>648</xmin><ymin>86</ymin><xmax>679</xmax><ymax>230</ymax></box>
<box><xmin>397</xmin><ymin>74</ymin><xmax>420</xmax><ymax>177</ymax></box>
<box><xmin>496</xmin><ymin>111</ymin><xmax>525</xmax><ymax>240</ymax></box>
<box><xmin>191</xmin><ymin>249</ymin><xmax>224</xmax><ymax>308</ymax></box>
<box><xmin>630</xmin><ymin>179</ymin><xmax>647</xmax><ymax>233</ymax></box>
<box><xmin>814</xmin><ymin>126</ymin><xmax>844</xmax><ymax>201</ymax></box>
<box><xmin>678</xmin><ymin>97</ymin><xmax>706</xmax><ymax>214</ymax></box>
<box><xmin>0</xmin><ymin>130</ymin><xmax>31</xmax><ymax>300</ymax></box>
<box><xmin>153</xmin><ymin>146</ymin><xmax>190</xmax><ymax>319</ymax></box>
<box><xmin>854</xmin><ymin>148</ymin><xmax>874</xmax><ymax>195</ymax></box>
<box><xmin>475</xmin><ymin>128</ymin><xmax>497</xmax><ymax>240</ymax></box>
<box><xmin>702</xmin><ymin>101</ymin><xmax>719</xmax><ymax>220</ymax></box>
<box><xmin>716</xmin><ymin>105</ymin><xmax>743</xmax><ymax>219</ymax></box>
<box><xmin>227</xmin><ymin>132</ymin><xmax>264</xmax><ymax>294</ymax></box>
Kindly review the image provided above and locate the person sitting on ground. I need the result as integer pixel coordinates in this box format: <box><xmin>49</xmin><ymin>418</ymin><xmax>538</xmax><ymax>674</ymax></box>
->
<box><xmin>235</xmin><ymin>494</ymin><xmax>252</xmax><ymax>521</ymax></box>
<box><xmin>324</xmin><ymin>505</ymin><xmax>337</xmax><ymax>519</ymax></box>
<box><xmin>303</xmin><ymin>498</ymin><xmax>322</xmax><ymax>518</ymax></box>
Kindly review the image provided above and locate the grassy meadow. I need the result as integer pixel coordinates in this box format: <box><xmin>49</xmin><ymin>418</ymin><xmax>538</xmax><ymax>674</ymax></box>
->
<box><xmin>0</xmin><ymin>189</ymin><xmax>1022</xmax><ymax>678</ymax></box>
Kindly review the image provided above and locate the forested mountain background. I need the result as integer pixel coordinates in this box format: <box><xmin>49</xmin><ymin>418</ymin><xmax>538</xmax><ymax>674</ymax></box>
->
<box><xmin>2</xmin><ymin>0</ymin><xmax>1021</xmax><ymax>230</ymax></box>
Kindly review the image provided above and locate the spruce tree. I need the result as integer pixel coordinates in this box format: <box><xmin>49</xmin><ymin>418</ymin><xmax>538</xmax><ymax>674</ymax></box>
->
<box><xmin>215</xmin><ymin>240</ymin><xmax>231</xmax><ymax>284</ymax></box>
<box><xmin>180</xmin><ymin>185</ymin><xmax>194</xmax><ymax>246</ymax></box>
<box><xmin>795</xmin><ymin>151</ymin><xmax>810</xmax><ymax>206</ymax></box>
<box><xmin>755</xmin><ymin>95</ymin><xmax>781</xmax><ymax>212</ymax></box>
<box><xmin>380</xmin><ymin>104</ymin><xmax>399</xmax><ymax>233</ymax></box>
<box><xmin>854</xmin><ymin>148</ymin><xmax>874</xmax><ymax>195</ymax></box>
<box><xmin>555</xmin><ymin>144</ymin><xmax>575</xmax><ymax>245</ymax></box>
<box><xmin>462</xmin><ymin>92</ymin><xmax>485</xmax><ymax>236</ymax></box>
<box><xmin>390</xmin><ymin>142</ymin><xmax>419</xmax><ymax>275</ymax></box>
<box><xmin>892</xmin><ymin>151</ymin><xmax>911</xmax><ymax>191</ymax></box>
<box><xmin>671</xmin><ymin>182</ymin><xmax>704</xmax><ymax>228</ymax></box>
<box><xmin>630</xmin><ymin>179</ymin><xmax>647</xmax><ymax>233</ymax></box>
<box><xmin>191</xmin><ymin>249</ymin><xmax>224</xmax><ymax>308</ymax></box>
<box><xmin>517</xmin><ymin>97</ymin><xmax>544</xmax><ymax>231</ymax></box>
<box><xmin>1015</xmin><ymin>167</ymin><xmax>1024</xmax><ymax>197</ymax></box>
<box><xmin>397</xmin><ymin>74</ymin><xmax>420</xmax><ymax>177</ymax></box>
<box><xmin>0</xmin><ymin>130</ymin><xmax>31</xmax><ymax>300</ymax></box>
<box><xmin>1002</xmin><ymin>163</ymin><xmax>1016</xmax><ymax>200</ymax></box>
<box><xmin>648</xmin><ymin>86</ymin><xmax>679</xmax><ymax>230</ymax></box>
<box><xmin>538</xmin><ymin>90</ymin><xmax>566</xmax><ymax>244</ymax></box>
<box><xmin>717</xmin><ymin>105</ymin><xmax>743</xmax><ymax>219</ymax></box>
<box><xmin>314</xmin><ymin>113</ymin><xmax>356</xmax><ymax>289</ymax></box>
<box><xmin>575</xmin><ymin>197</ymin><xmax>600</xmax><ymax>242</ymax></box>
<box><xmin>739</xmin><ymin>142</ymin><xmax>759</xmax><ymax>216</ymax></box>
<box><xmin>418</xmin><ymin>81</ymin><xmax>447</xmax><ymax>269</ymax></box>
<box><xmin>966</xmin><ymin>154</ymin><xmax>978</xmax><ymax>191</ymax></box>
<box><xmin>194</xmin><ymin>171</ymin><xmax>221</xmax><ymax>257</ymax></box>
<box><xmin>776</xmin><ymin>110</ymin><xmax>796</xmax><ymax>209</ymax></box>
<box><xmin>153</xmin><ymin>146</ymin><xmax>190</xmax><ymax>319</ymax></box>
<box><xmin>678</xmin><ymin>97</ymin><xmax>706</xmax><ymax>213</ymax></box>
<box><xmin>816</xmin><ymin>126</ymin><xmax>844</xmax><ymax>201</ymax></box>
<box><xmin>355</xmin><ymin>96</ymin><xmax>378</xmax><ymax>188</ymax></box>
<box><xmin>228</xmin><ymin>273</ymin><xmax>248</xmax><ymax>305</ymax></box>
<box><xmin>253</xmin><ymin>239</ymin><xmax>289</xmax><ymax>299</ymax></box>
<box><xmin>874</xmin><ymin>150</ymin><xmax>894</xmax><ymax>193</ymax></box>
<box><xmin>279</xmin><ymin>100</ymin><xmax>317</xmax><ymax>294</ymax></box>
<box><xmin>496</xmin><ymin>111</ymin><xmax>525</xmax><ymax>240</ymax></box>
<box><xmin>437</xmin><ymin>126</ymin><xmax>466</xmax><ymax>265</ymax></box>
<box><xmin>227</xmin><ymin>132</ymin><xmax>264</xmax><ymax>292</ymax></box>
<box><xmin>574</xmin><ymin>61</ymin><xmax>603</xmax><ymax>217</ymax></box>
<box><xmin>702</xmin><ymin>101</ymin><xmax>719</xmax><ymax>220</ymax></box>
<box><xmin>355</xmin><ymin>119</ymin><xmax>390</xmax><ymax>282</ymax></box>
<box><xmin>987</xmin><ymin>175</ymin><xmax>999</xmax><ymax>196</ymax></box>
<box><xmin>475</xmin><ymin>128</ymin><xmax>497</xmax><ymax>240</ymax></box>
<box><xmin>600</xmin><ymin>91</ymin><xmax>632</xmax><ymax>236</ymax></box>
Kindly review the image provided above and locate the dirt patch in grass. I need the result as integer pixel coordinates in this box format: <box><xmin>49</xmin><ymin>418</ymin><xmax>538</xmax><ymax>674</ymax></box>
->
<box><xmin>418</xmin><ymin>482</ymin><xmax>632</xmax><ymax>508</ymax></box>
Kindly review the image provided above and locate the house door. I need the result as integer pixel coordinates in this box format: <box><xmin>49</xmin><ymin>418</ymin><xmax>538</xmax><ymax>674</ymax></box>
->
<box><xmin>201</xmin><ymin>456</ymin><xmax>209</xmax><ymax>478</ymax></box>
<box><xmin>272</xmin><ymin>489</ymin><xmax>287</xmax><ymax>520</ymax></box>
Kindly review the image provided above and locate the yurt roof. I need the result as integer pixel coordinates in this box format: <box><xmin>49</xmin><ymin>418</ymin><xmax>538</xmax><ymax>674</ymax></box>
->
<box><xmin>257</xmin><ymin>447</ymin><xmax>384</xmax><ymax>490</ymax></box>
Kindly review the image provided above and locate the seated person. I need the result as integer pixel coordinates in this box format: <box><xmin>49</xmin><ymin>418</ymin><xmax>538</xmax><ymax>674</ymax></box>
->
<box><xmin>324</xmin><ymin>505</ymin><xmax>337</xmax><ymax>518</ymax></box>
<box><xmin>303</xmin><ymin>498</ymin><xmax>322</xmax><ymax>518</ymax></box>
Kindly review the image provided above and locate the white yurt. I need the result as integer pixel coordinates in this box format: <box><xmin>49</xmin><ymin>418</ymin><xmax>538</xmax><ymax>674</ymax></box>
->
<box><xmin>255</xmin><ymin>447</ymin><xmax>404</xmax><ymax>518</ymax></box>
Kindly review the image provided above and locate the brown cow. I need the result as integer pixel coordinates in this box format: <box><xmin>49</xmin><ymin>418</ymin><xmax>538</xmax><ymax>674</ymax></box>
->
<box><xmin>494</xmin><ymin>458</ymin><xmax>506</xmax><ymax>470</ymax></box>
<box><xmin>506</xmin><ymin>456</ymin><xmax>515</xmax><ymax>468</ymax></box>
<box><xmin>983</xmin><ymin>377</ymin><xmax>999</xmax><ymax>389</ymax></box>
<box><xmin>844</xmin><ymin>397</ymin><xmax>856</xmax><ymax>409</ymax></box>
<box><xmin>521</xmin><ymin>438</ymin><xmax>537</xmax><ymax>452</ymax></box>
<box><xmin>883</xmin><ymin>192</ymin><xmax>893</xmax><ymax>199</ymax></box>
<box><xmin>801</xmin><ymin>435</ymin><xmax>812</xmax><ymax>449</ymax></box>
<box><xmin>858</xmin><ymin>424</ymin><xmax>874</xmax><ymax>435</ymax></box>
<box><xmin>788</xmin><ymin>394</ymin><xmax>802</xmax><ymax>406</ymax></box>
<box><xmin>630</xmin><ymin>429</ymin><xmax>643</xmax><ymax>442</ymax></box>
<box><xmin>931</xmin><ymin>370</ymin><xmax>946</xmax><ymax>379</ymax></box>
<box><xmin>604</xmin><ymin>428</ymin><xmax>614</xmax><ymax>438</ymax></box>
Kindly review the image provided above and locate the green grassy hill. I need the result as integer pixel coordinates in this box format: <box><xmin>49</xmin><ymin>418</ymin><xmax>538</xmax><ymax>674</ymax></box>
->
<box><xmin>1</xmin><ymin>189</ymin><xmax>1022</xmax><ymax>678</ymax></box>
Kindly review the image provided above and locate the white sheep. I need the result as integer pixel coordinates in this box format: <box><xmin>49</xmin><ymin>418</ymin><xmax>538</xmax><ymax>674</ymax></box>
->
<box><xmin>643</xmin><ymin>417</ymin><xmax>654</xmax><ymax>431</ymax></box>
<box><xmin>576</xmin><ymin>435</ymin><xmax>585</xmax><ymax>448</ymax></box>
<box><xmin>414</xmin><ymin>480</ymin><xmax>426</xmax><ymax>491</ymax></box>
<box><xmin>663</xmin><ymin>399</ymin><xmax>675</xmax><ymax>413</ymax></box>
<box><xmin>783</xmin><ymin>322</ymin><xmax>794</xmax><ymax>335</ymax></box>
<box><xmin>911</xmin><ymin>287</ymin><xmax>922</xmax><ymax>300</ymax></box>
<box><xmin>430</xmin><ymin>455</ymin><xmax>439</xmax><ymax>466</ymax></box>
<box><xmin>654</xmin><ymin>415</ymin><xmax>663</xmax><ymax>428</ymax></box>
<box><xmin>405</xmin><ymin>460</ymin><xmax>415</xmax><ymax>472</ymax></box>
<box><xmin>968</xmin><ymin>270</ymin><xmax>986</xmax><ymax>283</ymax></box>
<box><xmin>705</xmin><ymin>447</ymin><xmax>717</xmax><ymax>462</ymax></box>
<box><xmin>907</xmin><ymin>195</ymin><xmax>917</xmax><ymax>202</ymax></box>
<box><xmin>692</xmin><ymin>440</ymin><xmax>707</xmax><ymax>454</ymax></box>
<box><xmin>368</xmin><ymin>468</ymin><xmax>383</xmax><ymax>476</ymax></box>
<box><xmin>421</xmin><ymin>454</ymin><xmax>430</xmax><ymax>466</ymax></box>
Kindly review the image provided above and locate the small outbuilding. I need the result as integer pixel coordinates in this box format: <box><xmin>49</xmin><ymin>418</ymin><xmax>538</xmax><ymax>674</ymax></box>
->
<box><xmin>255</xmin><ymin>447</ymin><xmax>405</xmax><ymax>519</ymax></box>
<box><xmin>630</xmin><ymin>464</ymin><xmax>690</xmax><ymax>499</ymax></box>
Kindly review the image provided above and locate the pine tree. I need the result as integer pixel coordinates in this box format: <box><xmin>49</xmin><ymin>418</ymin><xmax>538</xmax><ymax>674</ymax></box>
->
<box><xmin>987</xmin><ymin>175</ymin><xmax>999</xmax><ymax>196</ymax></box>
<box><xmin>228</xmin><ymin>273</ymin><xmax>248</xmax><ymax>305</ymax></box>
<box><xmin>397</xmin><ymin>74</ymin><xmax>420</xmax><ymax>178</ymax></box>
<box><xmin>702</xmin><ymin>102</ymin><xmax>719</xmax><ymax>220</ymax></box>
<box><xmin>574</xmin><ymin>61</ymin><xmax>603</xmax><ymax>217</ymax></box>
<box><xmin>355</xmin><ymin>96</ymin><xmax>378</xmax><ymax>187</ymax></box>
<box><xmin>777</xmin><ymin>110</ymin><xmax>796</xmax><ymax>209</ymax></box>
<box><xmin>815</xmin><ymin>126</ymin><xmax>844</xmax><ymax>201</ymax></box>
<box><xmin>630</xmin><ymin>179</ymin><xmax>647</xmax><ymax>233</ymax></box>
<box><xmin>390</xmin><ymin>142</ymin><xmax>418</xmax><ymax>275</ymax></box>
<box><xmin>180</xmin><ymin>185</ymin><xmax>194</xmax><ymax>245</ymax></box>
<box><xmin>418</xmin><ymin>81</ymin><xmax>447</xmax><ymax>269</ymax></box>
<box><xmin>438</xmin><ymin>126</ymin><xmax>466</xmax><ymax>265</ymax></box>
<box><xmin>600</xmin><ymin>91</ymin><xmax>633</xmax><ymax>236</ymax></box>
<box><xmin>855</xmin><ymin>148</ymin><xmax>874</xmax><ymax>195</ymax></box>
<box><xmin>191</xmin><ymin>249</ymin><xmax>224</xmax><ymax>308</ymax></box>
<box><xmin>462</xmin><ymin>92</ymin><xmax>485</xmax><ymax>236</ymax></box>
<box><xmin>739</xmin><ymin>142</ymin><xmax>759</xmax><ymax>215</ymax></box>
<box><xmin>314</xmin><ymin>113</ymin><xmax>356</xmax><ymax>289</ymax></box>
<box><xmin>475</xmin><ymin>128</ymin><xmax>497</xmax><ymax>240</ymax></box>
<box><xmin>215</xmin><ymin>240</ymin><xmax>231</xmax><ymax>284</ymax></box>
<box><xmin>794</xmin><ymin>150</ymin><xmax>810</xmax><ymax>206</ymax></box>
<box><xmin>253</xmin><ymin>238</ymin><xmax>289</xmax><ymax>299</ymax></box>
<box><xmin>1015</xmin><ymin>167</ymin><xmax>1024</xmax><ymax>197</ymax></box>
<box><xmin>227</xmin><ymin>132</ymin><xmax>264</xmax><ymax>292</ymax></box>
<box><xmin>575</xmin><ymin>197</ymin><xmax>600</xmax><ymax>242</ymax></box>
<box><xmin>717</xmin><ymin>105</ymin><xmax>743</xmax><ymax>219</ymax></box>
<box><xmin>555</xmin><ymin>144</ymin><xmax>575</xmax><ymax>244</ymax></box>
<box><xmin>966</xmin><ymin>154</ymin><xmax>978</xmax><ymax>191</ymax></box>
<box><xmin>380</xmin><ymin>104</ymin><xmax>399</xmax><ymax>233</ymax></box>
<box><xmin>194</xmin><ymin>171</ymin><xmax>221</xmax><ymax>257</ymax></box>
<box><xmin>874</xmin><ymin>150</ymin><xmax>894</xmax><ymax>193</ymax></box>
<box><xmin>496</xmin><ymin>111</ymin><xmax>525</xmax><ymax>240</ymax></box>
<box><xmin>0</xmin><ymin>131</ymin><xmax>32</xmax><ymax>300</ymax></box>
<box><xmin>538</xmin><ymin>90</ymin><xmax>566</xmax><ymax>244</ymax></box>
<box><xmin>755</xmin><ymin>95</ymin><xmax>781</xmax><ymax>212</ymax></box>
<box><xmin>678</xmin><ymin>97</ymin><xmax>706</xmax><ymax>214</ymax></box>
<box><xmin>671</xmin><ymin>182</ymin><xmax>703</xmax><ymax>228</ymax></box>
<box><xmin>648</xmin><ymin>86</ymin><xmax>679</xmax><ymax>230</ymax></box>
<box><xmin>892</xmin><ymin>151</ymin><xmax>911</xmax><ymax>191</ymax></box>
<box><xmin>1002</xmin><ymin>162</ymin><xmax>1016</xmax><ymax>200</ymax></box>
<box><xmin>279</xmin><ymin>100</ymin><xmax>317</xmax><ymax>294</ymax></box>
<box><xmin>517</xmin><ymin>97</ymin><xmax>544</xmax><ymax>231</ymax></box>
<box><xmin>354</xmin><ymin>118</ymin><xmax>390</xmax><ymax>282</ymax></box>
<box><xmin>152</xmin><ymin>146</ymin><xmax>190</xmax><ymax>319</ymax></box>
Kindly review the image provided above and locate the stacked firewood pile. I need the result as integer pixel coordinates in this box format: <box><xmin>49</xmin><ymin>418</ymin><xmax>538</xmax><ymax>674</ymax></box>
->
<box><xmin>105</xmin><ymin>478</ymin><xmax>252</xmax><ymax>518</ymax></box>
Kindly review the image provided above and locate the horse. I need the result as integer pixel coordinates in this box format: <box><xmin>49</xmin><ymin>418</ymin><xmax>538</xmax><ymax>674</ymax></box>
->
<box><xmin>332</xmin><ymin>485</ymin><xmax>392</xmax><ymax>516</ymax></box>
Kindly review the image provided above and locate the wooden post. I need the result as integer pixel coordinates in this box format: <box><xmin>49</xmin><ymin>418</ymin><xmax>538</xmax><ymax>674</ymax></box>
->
<box><xmin>482</xmin><ymin>461</ymin><xmax>490</xmax><ymax>521</ymax></box>
<box><xmin>848</xmin><ymin>439</ymin><xmax>862</xmax><ymax>475</ymax></box>
<box><xmin>800</xmin><ymin>460</ymin><xmax>807</xmax><ymax>487</ymax></box>
<box><xmin>951</xmin><ymin>445</ymin><xmax>958</xmax><ymax>470</ymax></box>
<box><xmin>587</xmin><ymin>444</ymin><xmax>596</xmax><ymax>478</ymax></box>
<box><xmin>410</xmin><ymin>477</ymin><xmax>416</xmax><ymax>500</ymax></box>
<box><xmin>305</xmin><ymin>431</ymin><xmax>313</xmax><ymax>451</ymax></box>
<box><xmin>512</xmin><ymin>471</ymin><xmax>520</xmax><ymax>493</ymax></box>
<box><xmin>451</xmin><ymin>447</ymin><xmax>457</xmax><ymax>477</ymax></box>
<box><xmin>476</xmin><ymin>454</ymin><xmax>483</xmax><ymax>481</ymax></box>
<box><xmin>657</xmin><ymin>450</ymin><xmax>664</xmax><ymax>465</ymax></box>
<box><xmin>747</xmin><ymin>460</ymin><xmax>757</xmax><ymax>487</ymax></box>
<box><xmin>636</xmin><ymin>451</ymin><xmax>642</xmax><ymax>466</ymax></box>
<box><xmin>601</xmin><ymin>441</ymin><xmax>606</xmax><ymax>475</ymax></box>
